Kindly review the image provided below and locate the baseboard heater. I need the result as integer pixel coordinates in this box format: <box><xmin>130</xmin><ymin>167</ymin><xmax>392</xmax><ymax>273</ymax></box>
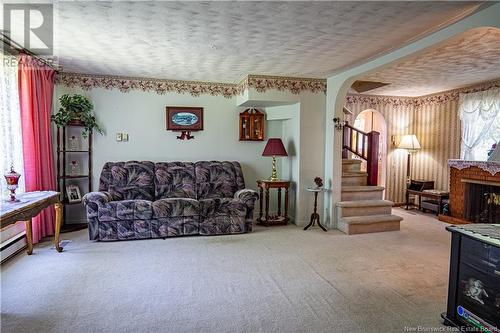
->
<box><xmin>1</xmin><ymin>228</ymin><xmax>27</xmax><ymax>264</ymax></box>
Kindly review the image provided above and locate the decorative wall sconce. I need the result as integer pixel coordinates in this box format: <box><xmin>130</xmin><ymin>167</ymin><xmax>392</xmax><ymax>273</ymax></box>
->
<box><xmin>176</xmin><ymin>131</ymin><xmax>195</xmax><ymax>140</ymax></box>
<box><xmin>333</xmin><ymin>117</ymin><xmax>346</xmax><ymax>131</ymax></box>
<box><xmin>333</xmin><ymin>107</ymin><xmax>353</xmax><ymax>131</ymax></box>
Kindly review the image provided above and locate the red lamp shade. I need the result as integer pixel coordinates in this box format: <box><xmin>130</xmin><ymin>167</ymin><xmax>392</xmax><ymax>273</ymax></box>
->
<box><xmin>262</xmin><ymin>138</ymin><xmax>288</xmax><ymax>157</ymax></box>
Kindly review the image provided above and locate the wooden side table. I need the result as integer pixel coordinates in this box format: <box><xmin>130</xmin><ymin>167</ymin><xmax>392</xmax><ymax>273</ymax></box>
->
<box><xmin>256</xmin><ymin>180</ymin><xmax>290</xmax><ymax>226</ymax></box>
<box><xmin>405</xmin><ymin>179</ymin><xmax>434</xmax><ymax>210</ymax></box>
<box><xmin>419</xmin><ymin>190</ymin><xmax>449</xmax><ymax>215</ymax></box>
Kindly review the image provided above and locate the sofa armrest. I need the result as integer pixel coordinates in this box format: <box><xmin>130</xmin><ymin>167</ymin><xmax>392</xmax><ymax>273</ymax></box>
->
<box><xmin>82</xmin><ymin>191</ymin><xmax>113</xmax><ymax>207</ymax></box>
<box><xmin>234</xmin><ymin>189</ymin><xmax>259</xmax><ymax>206</ymax></box>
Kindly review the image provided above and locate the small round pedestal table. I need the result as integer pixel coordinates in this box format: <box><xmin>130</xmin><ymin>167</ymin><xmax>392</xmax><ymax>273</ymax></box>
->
<box><xmin>304</xmin><ymin>187</ymin><xmax>327</xmax><ymax>232</ymax></box>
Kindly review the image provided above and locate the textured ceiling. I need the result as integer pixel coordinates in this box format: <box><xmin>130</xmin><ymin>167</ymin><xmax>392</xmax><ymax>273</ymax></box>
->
<box><xmin>39</xmin><ymin>1</ymin><xmax>483</xmax><ymax>83</ymax></box>
<box><xmin>358</xmin><ymin>27</ymin><xmax>500</xmax><ymax>97</ymax></box>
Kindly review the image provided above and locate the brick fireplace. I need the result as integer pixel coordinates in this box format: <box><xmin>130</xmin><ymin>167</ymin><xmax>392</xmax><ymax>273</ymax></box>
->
<box><xmin>443</xmin><ymin>160</ymin><xmax>500</xmax><ymax>223</ymax></box>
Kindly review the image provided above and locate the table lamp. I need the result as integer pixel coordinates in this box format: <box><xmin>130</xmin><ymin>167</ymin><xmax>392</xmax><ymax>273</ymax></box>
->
<box><xmin>262</xmin><ymin>138</ymin><xmax>288</xmax><ymax>181</ymax></box>
<box><xmin>398</xmin><ymin>134</ymin><xmax>421</xmax><ymax>182</ymax></box>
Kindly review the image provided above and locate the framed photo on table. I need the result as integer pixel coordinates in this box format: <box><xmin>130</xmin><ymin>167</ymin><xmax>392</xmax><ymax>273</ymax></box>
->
<box><xmin>66</xmin><ymin>185</ymin><xmax>82</xmax><ymax>203</ymax></box>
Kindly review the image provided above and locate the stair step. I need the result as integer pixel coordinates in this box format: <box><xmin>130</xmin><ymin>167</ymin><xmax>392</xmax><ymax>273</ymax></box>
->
<box><xmin>342</xmin><ymin>172</ymin><xmax>368</xmax><ymax>186</ymax></box>
<box><xmin>338</xmin><ymin>214</ymin><xmax>402</xmax><ymax>235</ymax></box>
<box><xmin>342</xmin><ymin>214</ymin><xmax>403</xmax><ymax>224</ymax></box>
<box><xmin>337</xmin><ymin>199</ymin><xmax>393</xmax><ymax>217</ymax></box>
<box><xmin>342</xmin><ymin>172</ymin><xmax>367</xmax><ymax>177</ymax></box>
<box><xmin>342</xmin><ymin>159</ymin><xmax>362</xmax><ymax>172</ymax></box>
<box><xmin>337</xmin><ymin>199</ymin><xmax>393</xmax><ymax>208</ymax></box>
<box><xmin>342</xmin><ymin>186</ymin><xmax>385</xmax><ymax>192</ymax></box>
<box><xmin>342</xmin><ymin>159</ymin><xmax>362</xmax><ymax>164</ymax></box>
<box><xmin>341</xmin><ymin>185</ymin><xmax>384</xmax><ymax>201</ymax></box>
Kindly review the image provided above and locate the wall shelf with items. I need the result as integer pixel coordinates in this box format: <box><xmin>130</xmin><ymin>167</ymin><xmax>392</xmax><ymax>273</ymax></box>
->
<box><xmin>56</xmin><ymin>123</ymin><xmax>92</xmax><ymax>232</ymax></box>
<box><xmin>239</xmin><ymin>108</ymin><xmax>265</xmax><ymax>141</ymax></box>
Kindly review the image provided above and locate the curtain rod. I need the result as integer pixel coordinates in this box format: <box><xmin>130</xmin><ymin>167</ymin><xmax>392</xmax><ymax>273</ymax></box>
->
<box><xmin>0</xmin><ymin>33</ymin><xmax>59</xmax><ymax>71</ymax></box>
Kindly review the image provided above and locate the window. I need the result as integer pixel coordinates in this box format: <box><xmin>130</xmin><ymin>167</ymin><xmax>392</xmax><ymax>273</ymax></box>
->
<box><xmin>460</xmin><ymin>88</ymin><xmax>500</xmax><ymax>161</ymax></box>
<box><xmin>0</xmin><ymin>54</ymin><xmax>25</xmax><ymax>199</ymax></box>
<box><xmin>470</xmin><ymin>122</ymin><xmax>500</xmax><ymax>161</ymax></box>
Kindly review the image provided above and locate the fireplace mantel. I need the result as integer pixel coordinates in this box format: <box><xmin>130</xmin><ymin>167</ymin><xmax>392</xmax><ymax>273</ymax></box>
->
<box><xmin>442</xmin><ymin>159</ymin><xmax>500</xmax><ymax>224</ymax></box>
<box><xmin>448</xmin><ymin>159</ymin><xmax>500</xmax><ymax>176</ymax></box>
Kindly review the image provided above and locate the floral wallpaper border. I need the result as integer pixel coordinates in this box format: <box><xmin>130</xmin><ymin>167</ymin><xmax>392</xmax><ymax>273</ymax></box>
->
<box><xmin>56</xmin><ymin>71</ymin><xmax>496</xmax><ymax>102</ymax></box>
<box><xmin>244</xmin><ymin>74</ymin><xmax>327</xmax><ymax>95</ymax></box>
<box><xmin>55</xmin><ymin>72</ymin><xmax>243</xmax><ymax>98</ymax></box>
<box><xmin>346</xmin><ymin>79</ymin><xmax>500</xmax><ymax>107</ymax></box>
<box><xmin>345</xmin><ymin>94</ymin><xmax>415</xmax><ymax>108</ymax></box>
<box><xmin>55</xmin><ymin>72</ymin><xmax>327</xmax><ymax>98</ymax></box>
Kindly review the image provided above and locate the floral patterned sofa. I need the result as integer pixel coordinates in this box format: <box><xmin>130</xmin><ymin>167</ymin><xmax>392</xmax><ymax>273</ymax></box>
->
<box><xmin>83</xmin><ymin>161</ymin><xmax>259</xmax><ymax>241</ymax></box>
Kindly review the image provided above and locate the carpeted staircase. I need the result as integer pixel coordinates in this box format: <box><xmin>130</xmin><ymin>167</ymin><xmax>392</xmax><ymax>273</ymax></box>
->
<box><xmin>337</xmin><ymin>159</ymin><xmax>402</xmax><ymax>234</ymax></box>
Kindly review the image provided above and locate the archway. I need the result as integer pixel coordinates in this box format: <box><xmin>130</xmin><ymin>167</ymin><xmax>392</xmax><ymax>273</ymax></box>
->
<box><xmin>323</xmin><ymin>4</ymin><xmax>500</xmax><ymax>228</ymax></box>
<box><xmin>353</xmin><ymin>109</ymin><xmax>387</xmax><ymax>194</ymax></box>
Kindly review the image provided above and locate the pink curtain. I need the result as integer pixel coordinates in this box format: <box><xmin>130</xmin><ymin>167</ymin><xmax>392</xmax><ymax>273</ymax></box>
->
<box><xmin>18</xmin><ymin>54</ymin><xmax>56</xmax><ymax>244</ymax></box>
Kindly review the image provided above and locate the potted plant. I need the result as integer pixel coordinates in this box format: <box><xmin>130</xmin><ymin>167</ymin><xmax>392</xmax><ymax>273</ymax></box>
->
<box><xmin>51</xmin><ymin>94</ymin><xmax>103</xmax><ymax>138</ymax></box>
<box><xmin>314</xmin><ymin>177</ymin><xmax>323</xmax><ymax>188</ymax></box>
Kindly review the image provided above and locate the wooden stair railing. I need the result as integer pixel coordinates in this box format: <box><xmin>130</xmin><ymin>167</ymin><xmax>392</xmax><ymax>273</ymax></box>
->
<box><xmin>342</xmin><ymin>122</ymin><xmax>380</xmax><ymax>186</ymax></box>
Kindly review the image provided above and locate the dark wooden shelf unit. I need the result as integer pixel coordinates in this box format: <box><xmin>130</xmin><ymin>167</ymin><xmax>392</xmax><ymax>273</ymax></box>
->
<box><xmin>61</xmin><ymin>223</ymin><xmax>88</xmax><ymax>233</ymax></box>
<box><xmin>57</xmin><ymin>150</ymin><xmax>90</xmax><ymax>153</ymax></box>
<box><xmin>62</xmin><ymin>200</ymin><xmax>83</xmax><ymax>206</ymax></box>
<box><xmin>58</xmin><ymin>175</ymin><xmax>90</xmax><ymax>179</ymax></box>
<box><xmin>56</xmin><ymin>124</ymin><xmax>92</xmax><ymax>227</ymax></box>
<box><xmin>239</xmin><ymin>108</ymin><xmax>265</xmax><ymax>141</ymax></box>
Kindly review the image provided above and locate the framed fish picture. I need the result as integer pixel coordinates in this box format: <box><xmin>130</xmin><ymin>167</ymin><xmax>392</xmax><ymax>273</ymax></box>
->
<box><xmin>166</xmin><ymin>106</ymin><xmax>203</xmax><ymax>132</ymax></box>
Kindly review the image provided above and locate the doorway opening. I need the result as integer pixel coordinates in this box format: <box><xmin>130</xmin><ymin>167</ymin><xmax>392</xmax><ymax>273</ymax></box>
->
<box><xmin>353</xmin><ymin>109</ymin><xmax>387</xmax><ymax>192</ymax></box>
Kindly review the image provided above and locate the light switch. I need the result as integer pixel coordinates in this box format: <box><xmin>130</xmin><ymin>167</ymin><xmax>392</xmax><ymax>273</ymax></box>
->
<box><xmin>116</xmin><ymin>133</ymin><xmax>122</xmax><ymax>141</ymax></box>
<box><xmin>122</xmin><ymin>134</ymin><xmax>129</xmax><ymax>142</ymax></box>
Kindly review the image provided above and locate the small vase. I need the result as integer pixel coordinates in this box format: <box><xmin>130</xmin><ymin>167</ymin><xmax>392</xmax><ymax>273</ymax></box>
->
<box><xmin>4</xmin><ymin>166</ymin><xmax>21</xmax><ymax>202</ymax></box>
<box><xmin>68</xmin><ymin>135</ymin><xmax>80</xmax><ymax>151</ymax></box>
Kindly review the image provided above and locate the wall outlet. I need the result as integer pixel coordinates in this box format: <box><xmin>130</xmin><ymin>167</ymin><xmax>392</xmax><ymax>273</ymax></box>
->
<box><xmin>116</xmin><ymin>133</ymin><xmax>122</xmax><ymax>141</ymax></box>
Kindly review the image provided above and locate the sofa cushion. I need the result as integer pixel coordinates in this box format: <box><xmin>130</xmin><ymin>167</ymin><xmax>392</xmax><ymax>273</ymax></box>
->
<box><xmin>151</xmin><ymin>217</ymin><xmax>199</xmax><ymax>237</ymax></box>
<box><xmin>108</xmin><ymin>161</ymin><xmax>155</xmax><ymax>200</ymax></box>
<box><xmin>199</xmin><ymin>215</ymin><xmax>246</xmax><ymax>235</ymax></box>
<box><xmin>152</xmin><ymin>198</ymin><xmax>199</xmax><ymax>218</ymax></box>
<box><xmin>98</xmin><ymin>220</ymin><xmax>152</xmax><ymax>241</ymax></box>
<box><xmin>196</xmin><ymin>182</ymin><xmax>239</xmax><ymax>200</ymax></box>
<box><xmin>195</xmin><ymin>161</ymin><xmax>241</xmax><ymax>199</ymax></box>
<box><xmin>98</xmin><ymin>200</ymin><xmax>153</xmax><ymax>222</ymax></box>
<box><xmin>199</xmin><ymin>198</ymin><xmax>247</xmax><ymax>217</ymax></box>
<box><xmin>155</xmin><ymin>162</ymin><xmax>196</xmax><ymax>199</ymax></box>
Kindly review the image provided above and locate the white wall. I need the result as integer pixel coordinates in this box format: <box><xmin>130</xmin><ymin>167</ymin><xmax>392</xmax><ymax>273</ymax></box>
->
<box><xmin>244</xmin><ymin>88</ymin><xmax>326</xmax><ymax>226</ymax></box>
<box><xmin>54</xmin><ymin>83</ymin><xmax>325</xmax><ymax>226</ymax></box>
<box><xmin>54</xmin><ymin>85</ymin><xmax>282</xmax><ymax>223</ymax></box>
<box><xmin>266</xmin><ymin>104</ymin><xmax>300</xmax><ymax>221</ymax></box>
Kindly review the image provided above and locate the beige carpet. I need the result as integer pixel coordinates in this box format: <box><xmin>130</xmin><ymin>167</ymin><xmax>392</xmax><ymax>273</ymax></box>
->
<box><xmin>1</xmin><ymin>208</ymin><xmax>452</xmax><ymax>333</ymax></box>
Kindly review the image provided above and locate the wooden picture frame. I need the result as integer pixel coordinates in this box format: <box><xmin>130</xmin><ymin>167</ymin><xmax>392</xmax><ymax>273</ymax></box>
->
<box><xmin>66</xmin><ymin>185</ymin><xmax>82</xmax><ymax>203</ymax></box>
<box><xmin>166</xmin><ymin>107</ymin><xmax>204</xmax><ymax>131</ymax></box>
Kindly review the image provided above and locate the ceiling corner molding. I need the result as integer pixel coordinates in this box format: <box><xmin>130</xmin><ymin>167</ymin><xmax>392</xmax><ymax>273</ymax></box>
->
<box><xmin>55</xmin><ymin>72</ymin><xmax>243</xmax><ymax>98</ymax></box>
<box><xmin>346</xmin><ymin>79</ymin><xmax>500</xmax><ymax>107</ymax></box>
<box><xmin>245</xmin><ymin>74</ymin><xmax>327</xmax><ymax>95</ymax></box>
